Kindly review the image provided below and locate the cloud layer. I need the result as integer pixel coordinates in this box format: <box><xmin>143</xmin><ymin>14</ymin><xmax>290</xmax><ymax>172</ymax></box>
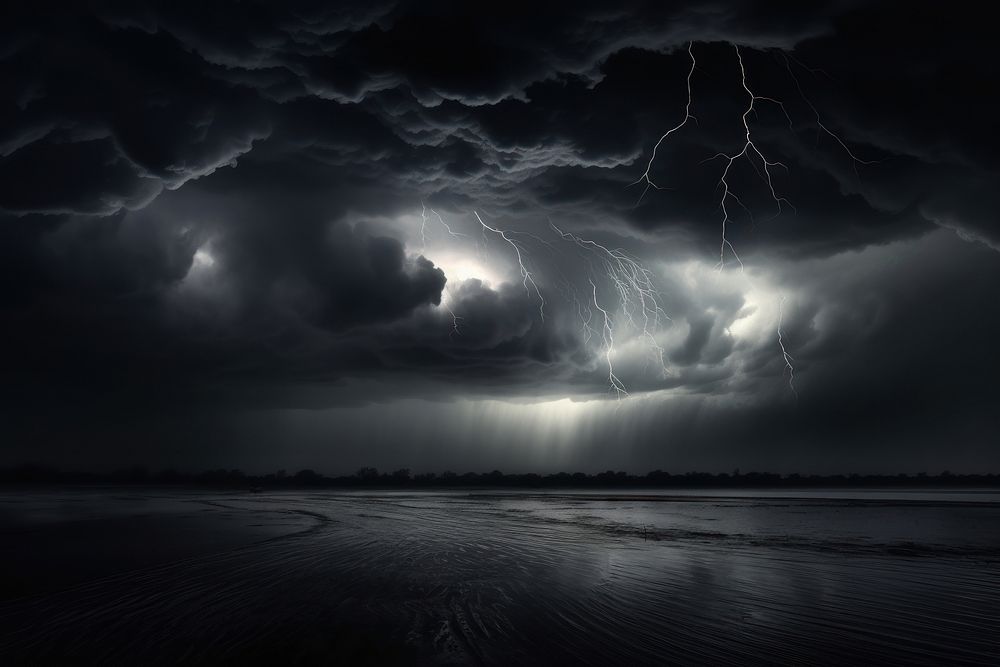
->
<box><xmin>1</xmin><ymin>1</ymin><xmax>997</xmax><ymax>470</ymax></box>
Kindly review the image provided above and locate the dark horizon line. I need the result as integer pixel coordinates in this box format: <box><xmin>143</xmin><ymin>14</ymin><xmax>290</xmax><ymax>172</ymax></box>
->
<box><xmin>2</xmin><ymin>464</ymin><xmax>999</xmax><ymax>488</ymax></box>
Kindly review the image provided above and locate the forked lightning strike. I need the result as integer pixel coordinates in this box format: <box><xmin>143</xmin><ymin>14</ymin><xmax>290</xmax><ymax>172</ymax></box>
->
<box><xmin>474</xmin><ymin>210</ymin><xmax>546</xmax><ymax>321</ymax></box>
<box><xmin>780</xmin><ymin>53</ymin><xmax>877</xmax><ymax>180</ymax></box>
<box><xmin>444</xmin><ymin>303</ymin><xmax>463</xmax><ymax>338</ymax></box>
<box><xmin>637</xmin><ymin>42</ymin><xmax>873</xmax><ymax>278</ymax></box>
<box><xmin>431</xmin><ymin>208</ymin><xmax>467</xmax><ymax>240</ymax></box>
<box><xmin>420</xmin><ymin>202</ymin><xmax>467</xmax><ymax>248</ymax></box>
<box><xmin>702</xmin><ymin>45</ymin><xmax>795</xmax><ymax>272</ymax></box>
<box><xmin>631</xmin><ymin>41</ymin><xmax>697</xmax><ymax>204</ymax></box>
<box><xmin>632</xmin><ymin>42</ymin><xmax>878</xmax><ymax>394</ymax></box>
<box><xmin>419</xmin><ymin>202</ymin><xmax>429</xmax><ymax>248</ymax></box>
<box><xmin>421</xmin><ymin>205</ymin><xmax>469</xmax><ymax>337</ymax></box>
<box><xmin>414</xmin><ymin>41</ymin><xmax>867</xmax><ymax>396</ymax></box>
<box><xmin>551</xmin><ymin>222</ymin><xmax>670</xmax><ymax>378</ymax></box>
<box><xmin>777</xmin><ymin>297</ymin><xmax>797</xmax><ymax>399</ymax></box>
<box><xmin>419</xmin><ymin>203</ymin><xmax>670</xmax><ymax>395</ymax></box>
<box><xmin>555</xmin><ymin>278</ymin><xmax>598</xmax><ymax>346</ymax></box>
<box><xmin>591</xmin><ymin>279</ymin><xmax>629</xmax><ymax>399</ymax></box>
<box><xmin>575</xmin><ymin>293</ymin><xmax>597</xmax><ymax>345</ymax></box>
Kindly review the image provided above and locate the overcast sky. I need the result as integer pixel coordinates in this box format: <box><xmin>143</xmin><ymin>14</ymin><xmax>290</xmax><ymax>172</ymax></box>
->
<box><xmin>1</xmin><ymin>1</ymin><xmax>997</xmax><ymax>474</ymax></box>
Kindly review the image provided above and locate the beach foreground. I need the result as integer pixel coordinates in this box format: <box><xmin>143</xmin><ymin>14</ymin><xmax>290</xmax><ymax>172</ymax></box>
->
<box><xmin>1</xmin><ymin>489</ymin><xmax>998</xmax><ymax>665</ymax></box>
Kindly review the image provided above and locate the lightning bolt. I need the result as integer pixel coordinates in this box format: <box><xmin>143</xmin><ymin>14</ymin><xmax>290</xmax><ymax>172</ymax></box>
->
<box><xmin>444</xmin><ymin>303</ymin><xmax>463</xmax><ymax>338</ymax></box>
<box><xmin>420</xmin><ymin>201</ymin><xmax>468</xmax><ymax>248</ymax></box>
<box><xmin>634</xmin><ymin>43</ymin><xmax>800</xmax><ymax>272</ymax></box>
<box><xmin>419</xmin><ymin>201</ymin><xmax>430</xmax><ymax>249</ymax></box>
<box><xmin>631</xmin><ymin>42</ymin><xmax>876</xmax><ymax>393</ymax></box>
<box><xmin>576</xmin><ymin>293</ymin><xmax>597</xmax><ymax>345</ymax></box>
<box><xmin>591</xmin><ymin>279</ymin><xmax>628</xmax><ymax>399</ymax></box>
<box><xmin>430</xmin><ymin>207</ymin><xmax>468</xmax><ymax>240</ymax></box>
<box><xmin>421</xmin><ymin>203</ymin><xmax>469</xmax><ymax>337</ymax></box>
<box><xmin>777</xmin><ymin>296</ymin><xmax>797</xmax><ymax>399</ymax></box>
<box><xmin>630</xmin><ymin>41</ymin><xmax>698</xmax><ymax>204</ymax></box>
<box><xmin>550</xmin><ymin>277</ymin><xmax>598</xmax><ymax>346</ymax></box>
<box><xmin>701</xmin><ymin>45</ymin><xmax>795</xmax><ymax>272</ymax></box>
<box><xmin>474</xmin><ymin>210</ymin><xmax>546</xmax><ymax>321</ymax></box>
<box><xmin>409</xmin><ymin>39</ymin><xmax>875</xmax><ymax>399</ymax></box>
<box><xmin>780</xmin><ymin>52</ymin><xmax>877</xmax><ymax>179</ymax></box>
<box><xmin>570</xmin><ymin>283</ymin><xmax>597</xmax><ymax>346</ymax></box>
<box><xmin>420</xmin><ymin>37</ymin><xmax>863</xmax><ymax>398</ymax></box>
<box><xmin>550</xmin><ymin>221</ymin><xmax>670</xmax><ymax>378</ymax></box>
<box><xmin>424</xmin><ymin>206</ymin><xmax>670</xmax><ymax>394</ymax></box>
<box><xmin>635</xmin><ymin>43</ymin><xmax>880</xmax><ymax>279</ymax></box>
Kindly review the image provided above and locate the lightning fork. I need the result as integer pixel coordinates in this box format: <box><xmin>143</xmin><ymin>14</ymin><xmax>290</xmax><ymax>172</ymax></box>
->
<box><xmin>419</xmin><ymin>204</ymin><xmax>469</xmax><ymax>336</ymax></box>
<box><xmin>777</xmin><ymin>296</ymin><xmax>797</xmax><ymax>399</ymax></box>
<box><xmin>419</xmin><ymin>201</ymin><xmax>430</xmax><ymax>249</ymax></box>
<box><xmin>420</xmin><ymin>202</ymin><xmax>468</xmax><ymax>247</ymax></box>
<box><xmin>551</xmin><ymin>221</ymin><xmax>670</xmax><ymax>379</ymax></box>
<box><xmin>630</xmin><ymin>41</ymin><xmax>698</xmax><ymax>205</ymax></box>
<box><xmin>591</xmin><ymin>279</ymin><xmax>629</xmax><ymax>399</ymax></box>
<box><xmin>430</xmin><ymin>208</ymin><xmax>468</xmax><ymax>240</ymax></box>
<box><xmin>444</xmin><ymin>303</ymin><xmax>463</xmax><ymax>338</ymax></box>
<box><xmin>474</xmin><ymin>210</ymin><xmax>546</xmax><ymax>321</ymax></box>
<box><xmin>780</xmin><ymin>52</ymin><xmax>877</xmax><ymax>180</ymax></box>
<box><xmin>702</xmin><ymin>45</ymin><xmax>796</xmax><ymax>272</ymax></box>
<box><xmin>554</xmin><ymin>277</ymin><xmax>598</xmax><ymax>346</ymax></box>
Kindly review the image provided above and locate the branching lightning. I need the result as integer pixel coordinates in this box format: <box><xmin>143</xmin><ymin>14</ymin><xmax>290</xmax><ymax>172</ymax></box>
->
<box><xmin>473</xmin><ymin>210</ymin><xmax>546</xmax><ymax>321</ymax></box>
<box><xmin>632</xmin><ymin>42</ymin><xmax>802</xmax><ymax>273</ymax></box>
<box><xmin>410</xmin><ymin>40</ymin><xmax>866</xmax><ymax>397</ymax></box>
<box><xmin>630</xmin><ymin>42</ymin><xmax>877</xmax><ymax>394</ymax></box>
<box><xmin>419</xmin><ymin>202</ymin><xmax>671</xmax><ymax>395</ymax></box>
<box><xmin>444</xmin><ymin>304</ymin><xmax>463</xmax><ymax>338</ymax></box>
<box><xmin>701</xmin><ymin>45</ymin><xmax>795</xmax><ymax>272</ymax></box>
<box><xmin>780</xmin><ymin>53</ymin><xmax>877</xmax><ymax>180</ymax></box>
<box><xmin>630</xmin><ymin>41</ymin><xmax>698</xmax><ymax>204</ymax></box>
<box><xmin>420</xmin><ymin>203</ymin><xmax>468</xmax><ymax>337</ymax></box>
<box><xmin>575</xmin><ymin>289</ymin><xmax>597</xmax><ymax>346</ymax></box>
<box><xmin>776</xmin><ymin>297</ymin><xmax>797</xmax><ymax>399</ymax></box>
<box><xmin>420</xmin><ymin>202</ymin><xmax>468</xmax><ymax>248</ymax></box>
<box><xmin>590</xmin><ymin>279</ymin><xmax>629</xmax><ymax>399</ymax></box>
<box><xmin>550</xmin><ymin>221</ymin><xmax>670</xmax><ymax>379</ymax></box>
<box><xmin>634</xmin><ymin>42</ymin><xmax>878</xmax><ymax>280</ymax></box>
<box><xmin>419</xmin><ymin>201</ymin><xmax>429</xmax><ymax>249</ymax></box>
<box><xmin>431</xmin><ymin>208</ymin><xmax>468</xmax><ymax>240</ymax></box>
<box><xmin>550</xmin><ymin>277</ymin><xmax>596</xmax><ymax>345</ymax></box>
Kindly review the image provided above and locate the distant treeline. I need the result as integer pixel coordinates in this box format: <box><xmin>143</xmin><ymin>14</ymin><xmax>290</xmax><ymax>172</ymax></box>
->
<box><xmin>2</xmin><ymin>464</ymin><xmax>999</xmax><ymax>488</ymax></box>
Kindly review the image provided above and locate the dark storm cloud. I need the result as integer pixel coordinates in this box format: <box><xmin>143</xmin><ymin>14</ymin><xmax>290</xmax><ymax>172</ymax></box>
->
<box><xmin>0</xmin><ymin>7</ymin><xmax>271</xmax><ymax>216</ymax></box>
<box><xmin>1</xmin><ymin>0</ymin><xmax>998</xmax><ymax>470</ymax></box>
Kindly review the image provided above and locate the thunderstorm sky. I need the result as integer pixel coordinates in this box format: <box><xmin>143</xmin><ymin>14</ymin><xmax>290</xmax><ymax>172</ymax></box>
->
<box><xmin>1</xmin><ymin>1</ymin><xmax>997</xmax><ymax>473</ymax></box>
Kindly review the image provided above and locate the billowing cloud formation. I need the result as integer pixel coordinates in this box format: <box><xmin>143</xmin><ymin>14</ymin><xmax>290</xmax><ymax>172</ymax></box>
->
<box><xmin>1</xmin><ymin>1</ymin><xmax>997</xmax><ymax>471</ymax></box>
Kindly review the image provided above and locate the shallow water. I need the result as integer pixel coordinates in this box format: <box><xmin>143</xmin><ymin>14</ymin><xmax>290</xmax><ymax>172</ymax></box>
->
<box><xmin>1</xmin><ymin>489</ymin><xmax>998</xmax><ymax>665</ymax></box>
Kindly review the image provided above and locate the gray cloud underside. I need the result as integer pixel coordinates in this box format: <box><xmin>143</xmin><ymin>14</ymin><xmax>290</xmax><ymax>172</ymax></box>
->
<box><xmin>1</xmin><ymin>1</ymin><xmax>998</xmax><ymax>469</ymax></box>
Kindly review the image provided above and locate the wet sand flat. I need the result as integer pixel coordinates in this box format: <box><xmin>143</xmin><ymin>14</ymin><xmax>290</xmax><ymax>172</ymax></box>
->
<box><xmin>1</xmin><ymin>489</ymin><xmax>998</xmax><ymax>665</ymax></box>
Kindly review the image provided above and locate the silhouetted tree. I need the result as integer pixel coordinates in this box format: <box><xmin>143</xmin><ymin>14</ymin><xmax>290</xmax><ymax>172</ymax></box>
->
<box><xmin>294</xmin><ymin>469</ymin><xmax>323</xmax><ymax>485</ymax></box>
<box><xmin>2</xmin><ymin>465</ymin><xmax>999</xmax><ymax>489</ymax></box>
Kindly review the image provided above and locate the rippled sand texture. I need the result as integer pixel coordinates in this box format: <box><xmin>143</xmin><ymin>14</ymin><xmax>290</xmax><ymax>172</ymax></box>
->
<box><xmin>2</xmin><ymin>490</ymin><xmax>999</xmax><ymax>665</ymax></box>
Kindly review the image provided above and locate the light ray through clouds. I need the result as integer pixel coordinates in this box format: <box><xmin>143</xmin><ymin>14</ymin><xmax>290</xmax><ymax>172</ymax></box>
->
<box><xmin>2</xmin><ymin>0</ymin><xmax>998</xmax><ymax>479</ymax></box>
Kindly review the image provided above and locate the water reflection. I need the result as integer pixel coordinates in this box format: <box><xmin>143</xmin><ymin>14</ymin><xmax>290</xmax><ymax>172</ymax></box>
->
<box><xmin>1</xmin><ymin>490</ymin><xmax>998</xmax><ymax>665</ymax></box>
